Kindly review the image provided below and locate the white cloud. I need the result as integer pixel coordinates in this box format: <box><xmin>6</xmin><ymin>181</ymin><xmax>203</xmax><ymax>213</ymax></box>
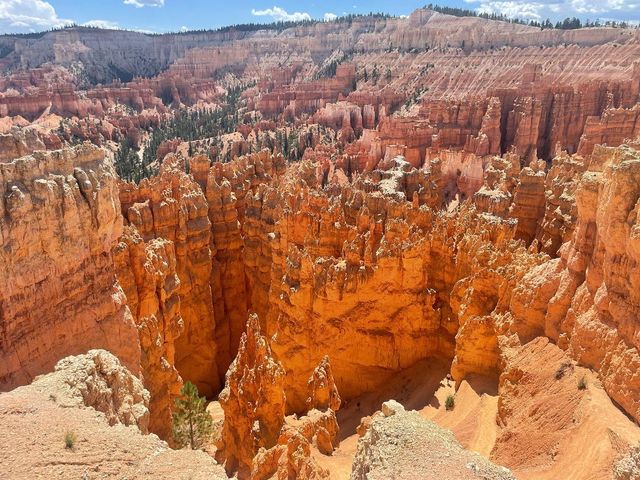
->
<box><xmin>464</xmin><ymin>0</ymin><xmax>639</xmax><ymax>19</ymax></box>
<box><xmin>123</xmin><ymin>0</ymin><xmax>165</xmax><ymax>8</ymax></box>
<box><xmin>251</xmin><ymin>6</ymin><xmax>311</xmax><ymax>22</ymax></box>
<box><xmin>323</xmin><ymin>12</ymin><xmax>337</xmax><ymax>21</ymax></box>
<box><xmin>475</xmin><ymin>1</ymin><xmax>550</xmax><ymax>19</ymax></box>
<box><xmin>180</xmin><ymin>25</ymin><xmax>189</xmax><ymax>32</ymax></box>
<box><xmin>569</xmin><ymin>0</ymin><xmax>639</xmax><ymax>13</ymax></box>
<box><xmin>82</xmin><ymin>19</ymin><xmax>119</xmax><ymax>29</ymax></box>
<box><xmin>0</xmin><ymin>0</ymin><xmax>72</xmax><ymax>32</ymax></box>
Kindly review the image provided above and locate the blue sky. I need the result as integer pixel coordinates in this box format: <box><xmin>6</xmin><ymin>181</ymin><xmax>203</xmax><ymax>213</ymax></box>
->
<box><xmin>0</xmin><ymin>0</ymin><xmax>638</xmax><ymax>34</ymax></box>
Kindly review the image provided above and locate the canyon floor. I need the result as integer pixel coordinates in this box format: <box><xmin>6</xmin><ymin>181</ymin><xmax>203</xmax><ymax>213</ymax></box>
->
<box><xmin>1</xmin><ymin>5</ymin><xmax>640</xmax><ymax>480</ymax></box>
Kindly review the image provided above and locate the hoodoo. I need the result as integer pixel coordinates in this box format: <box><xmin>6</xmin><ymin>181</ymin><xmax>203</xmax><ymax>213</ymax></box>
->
<box><xmin>1</xmin><ymin>3</ymin><xmax>640</xmax><ymax>479</ymax></box>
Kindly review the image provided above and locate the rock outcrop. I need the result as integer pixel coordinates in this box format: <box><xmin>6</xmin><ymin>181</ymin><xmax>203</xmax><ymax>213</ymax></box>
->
<box><xmin>119</xmin><ymin>155</ymin><xmax>219</xmax><ymax>397</ymax></box>
<box><xmin>250</xmin><ymin>357</ymin><xmax>342</xmax><ymax>480</ymax></box>
<box><xmin>615</xmin><ymin>446</ymin><xmax>640</xmax><ymax>480</ymax></box>
<box><xmin>217</xmin><ymin>313</ymin><xmax>286</xmax><ymax>478</ymax></box>
<box><xmin>217</xmin><ymin>314</ymin><xmax>341</xmax><ymax>479</ymax></box>
<box><xmin>306</xmin><ymin>356</ymin><xmax>341</xmax><ymax>413</ymax></box>
<box><xmin>510</xmin><ymin>142</ymin><xmax>640</xmax><ymax>423</ymax></box>
<box><xmin>350</xmin><ymin>400</ymin><xmax>515</xmax><ymax>480</ymax></box>
<box><xmin>0</xmin><ymin>144</ymin><xmax>140</xmax><ymax>392</ymax></box>
<box><xmin>0</xmin><ymin>350</ymin><xmax>227</xmax><ymax>480</ymax></box>
<box><xmin>241</xmin><ymin>156</ymin><xmax>544</xmax><ymax>411</ymax></box>
<box><xmin>113</xmin><ymin>226</ymin><xmax>184</xmax><ymax>439</ymax></box>
<box><xmin>32</xmin><ymin>350</ymin><xmax>149</xmax><ymax>431</ymax></box>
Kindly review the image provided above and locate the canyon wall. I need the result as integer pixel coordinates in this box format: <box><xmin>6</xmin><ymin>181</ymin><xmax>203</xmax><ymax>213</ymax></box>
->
<box><xmin>118</xmin><ymin>155</ymin><xmax>219</xmax><ymax>397</ymax></box>
<box><xmin>0</xmin><ymin>10</ymin><xmax>634</xmax><ymax>85</ymax></box>
<box><xmin>0</xmin><ymin>144</ymin><xmax>140</xmax><ymax>391</ymax></box>
<box><xmin>112</xmin><ymin>227</ymin><xmax>184</xmax><ymax>439</ymax></box>
<box><xmin>235</xmin><ymin>155</ymin><xmax>542</xmax><ymax>411</ymax></box>
<box><xmin>2</xmin><ymin>138</ymin><xmax>640</xmax><ymax>436</ymax></box>
<box><xmin>509</xmin><ymin>142</ymin><xmax>640</xmax><ymax>422</ymax></box>
<box><xmin>0</xmin><ymin>10</ymin><xmax>639</xmax><ymax>470</ymax></box>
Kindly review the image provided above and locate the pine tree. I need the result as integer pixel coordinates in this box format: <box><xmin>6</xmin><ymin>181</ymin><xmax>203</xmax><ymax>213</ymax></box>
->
<box><xmin>172</xmin><ymin>381</ymin><xmax>213</xmax><ymax>450</ymax></box>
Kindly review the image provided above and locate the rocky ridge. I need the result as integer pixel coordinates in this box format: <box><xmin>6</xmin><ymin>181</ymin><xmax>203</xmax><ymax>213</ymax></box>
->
<box><xmin>351</xmin><ymin>400</ymin><xmax>515</xmax><ymax>480</ymax></box>
<box><xmin>0</xmin><ymin>350</ymin><xmax>226</xmax><ymax>479</ymax></box>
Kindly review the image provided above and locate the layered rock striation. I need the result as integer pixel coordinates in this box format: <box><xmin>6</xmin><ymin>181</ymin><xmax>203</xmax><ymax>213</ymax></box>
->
<box><xmin>0</xmin><ymin>144</ymin><xmax>140</xmax><ymax>391</ymax></box>
<box><xmin>118</xmin><ymin>155</ymin><xmax>219</xmax><ymax>395</ymax></box>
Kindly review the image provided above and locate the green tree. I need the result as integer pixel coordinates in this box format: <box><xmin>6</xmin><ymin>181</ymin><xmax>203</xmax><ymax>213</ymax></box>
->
<box><xmin>172</xmin><ymin>381</ymin><xmax>213</xmax><ymax>450</ymax></box>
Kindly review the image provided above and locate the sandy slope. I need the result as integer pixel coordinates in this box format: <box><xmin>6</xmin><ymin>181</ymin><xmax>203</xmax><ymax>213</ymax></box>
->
<box><xmin>315</xmin><ymin>344</ymin><xmax>640</xmax><ymax>480</ymax></box>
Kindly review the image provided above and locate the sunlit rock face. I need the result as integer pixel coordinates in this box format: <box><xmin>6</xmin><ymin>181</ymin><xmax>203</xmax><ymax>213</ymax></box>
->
<box><xmin>0</xmin><ymin>8</ymin><xmax>640</xmax><ymax>479</ymax></box>
<box><xmin>0</xmin><ymin>144</ymin><xmax>140</xmax><ymax>392</ymax></box>
<box><xmin>510</xmin><ymin>142</ymin><xmax>640</xmax><ymax>423</ymax></box>
<box><xmin>118</xmin><ymin>155</ymin><xmax>219</xmax><ymax>398</ymax></box>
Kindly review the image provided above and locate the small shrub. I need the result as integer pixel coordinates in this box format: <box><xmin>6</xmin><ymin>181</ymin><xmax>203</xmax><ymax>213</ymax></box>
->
<box><xmin>64</xmin><ymin>431</ymin><xmax>76</xmax><ymax>449</ymax></box>
<box><xmin>445</xmin><ymin>394</ymin><xmax>455</xmax><ymax>411</ymax></box>
<box><xmin>578</xmin><ymin>376</ymin><xmax>587</xmax><ymax>390</ymax></box>
<box><xmin>555</xmin><ymin>361</ymin><xmax>572</xmax><ymax>380</ymax></box>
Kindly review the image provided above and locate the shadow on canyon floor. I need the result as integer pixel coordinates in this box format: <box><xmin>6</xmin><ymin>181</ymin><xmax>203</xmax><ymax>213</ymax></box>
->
<box><xmin>337</xmin><ymin>357</ymin><xmax>454</xmax><ymax>440</ymax></box>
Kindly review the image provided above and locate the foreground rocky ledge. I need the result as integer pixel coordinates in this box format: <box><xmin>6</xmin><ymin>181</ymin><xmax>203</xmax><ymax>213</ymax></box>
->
<box><xmin>351</xmin><ymin>400</ymin><xmax>515</xmax><ymax>480</ymax></box>
<box><xmin>0</xmin><ymin>350</ymin><xmax>226</xmax><ymax>479</ymax></box>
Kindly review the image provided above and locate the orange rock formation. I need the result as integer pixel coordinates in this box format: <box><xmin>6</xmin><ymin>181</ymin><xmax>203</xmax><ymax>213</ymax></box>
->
<box><xmin>216</xmin><ymin>313</ymin><xmax>287</xmax><ymax>477</ymax></box>
<box><xmin>0</xmin><ymin>144</ymin><xmax>140</xmax><ymax>391</ymax></box>
<box><xmin>217</xmin><ymin>313</ymin><xmax>343</xmax><ymax>479</ymax></box>
<box><xmin>1</xmin><ymin>8</ymin><xmax>640</xmax><ymax>479</ymax></box>
<box><xmin>118</xmin><ymin>155</ymin><xmax>219</xmax><ymax>397</ymax></box>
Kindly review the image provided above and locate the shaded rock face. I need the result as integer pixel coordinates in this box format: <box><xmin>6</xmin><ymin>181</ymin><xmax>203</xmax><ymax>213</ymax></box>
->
<box><xmin>0</xmin><ymin>143</ymin><xmax>141</xmax><ymax>392</ymax></box>
<box><xmin>350</xmin><ymin>400</ymin><xmax>515</xmax><ymax>480</ymax></box>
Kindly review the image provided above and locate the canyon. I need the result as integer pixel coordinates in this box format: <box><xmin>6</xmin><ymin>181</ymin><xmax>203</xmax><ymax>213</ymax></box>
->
<box><xmin>0</xmin><ymin>6</ymin><xmax>640</xmax><ymax>480</ymax></box>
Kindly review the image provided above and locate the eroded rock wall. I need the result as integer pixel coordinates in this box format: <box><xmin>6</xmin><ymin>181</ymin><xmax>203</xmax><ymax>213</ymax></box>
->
<box><xmin>0</xmin><ymin>144</ymin><xmax>140</xmax><ymax>391</ymax></box>
<box><xmin>118</xmin><ymin>155</ymin><xmax>219</xmax><ymax>397</ymax></box>
<box><xmin>113</xmin><ymin>226</ymin><xmax>184</xmax><ymax>439</ymax></box>
<box><xmin>237</xmin><ymin>155</ymin><xmax>543</xmax><ymax>412</ymax></box>
<box><xmin>510</xmin><ymin>142</ymin><xmax>640</xmax><ymax>422</ymax></box>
